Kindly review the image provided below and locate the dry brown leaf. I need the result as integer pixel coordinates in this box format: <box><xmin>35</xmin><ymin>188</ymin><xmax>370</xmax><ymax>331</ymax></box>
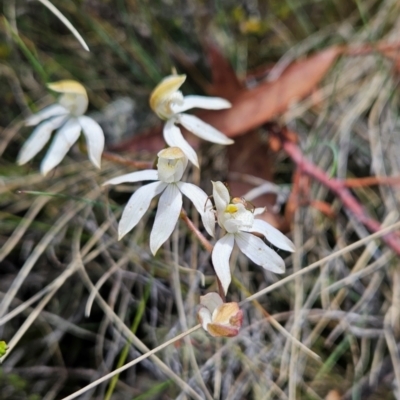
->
<box><xmin>205</xmin><ymin>42</ymin><xmax>244</xmax><ymax>100</ymax></box>
<box><xmin>202</xmin><ymin>46</ymin><xmax>343</xmax><ymax>138</ymax></box>
<box><xmin>112</xmin><ymin>46</ymin><xmax>342</xmax><ymax>153</ymax></box>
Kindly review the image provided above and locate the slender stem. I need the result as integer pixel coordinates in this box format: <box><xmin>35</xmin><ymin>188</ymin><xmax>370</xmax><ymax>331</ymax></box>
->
<box><xmin>180</xmin><ymin>210</ymin><xmax>214</xmax><ymax>253</ymax></box>
<box><xmin>273</xmin><ymin>128</ymin><xmax>400</xmax><ymax>256</ymax></box>
<box><xmin>101</xmin><ymin>150</ymin><xmax>153</xmax><ymax>169</ymax></box>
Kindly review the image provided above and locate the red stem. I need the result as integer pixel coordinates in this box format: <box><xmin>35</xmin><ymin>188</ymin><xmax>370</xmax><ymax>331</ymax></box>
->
<box><xmin>279</xmin><ymin>133</ymin><xmax>400</xmax><ymax>256</ymax></box>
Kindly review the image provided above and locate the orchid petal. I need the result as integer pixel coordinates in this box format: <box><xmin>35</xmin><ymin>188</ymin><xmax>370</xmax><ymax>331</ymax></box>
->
<box><xmin>250</xmin><ymin>219</ymin><xmax>295</xmax><ymax>252</ymax></box>
<box><xmin>149</xmin><ymin>75</ymin><xmax>186</xmax><ymax>116</ymax></box>
<box><xmin>235</xmin><ymin>232</ymin><xmax>285</xmax><ymax>274</ymax></box>
<box><xmin>163</xmin><ymin>120</ymin><xmax>199</xmax><ymax>167</ymax></box>
<box><xmin>212</xmin><ymin>234</ymin><xmax>235</xmax><ymax>294</ymax></box>
<box><xmin>40</xmin><ymin>118</ymin><xmax>81</xmax><ymax>175</ymax></box>
<box><xmin>25</xmin><ymin>104</ymin><xmax>69</xmax><ymax>127</ymax></box>
<box><xmin>47</xmin><ymin>80</ymin><xmax>87</xmax><ymax>95</ymax></box>
<box><xmin>118</xmin><ymin>181</ymin><xmax>167</xmax><ymax>239</ymax></box>
<box><xmin>207</xmin><ymin>323</ymin><xmax>240</xmax><ymax>338</ymax></box>
<box><xmin>197</xmin><ymin>307</ymin><xmax>212</xmax><ymax>330</ymax></box>
<box><xmin>171</xmin><ymin>95</ymin><xmax>231</xmax><ymax>114</ymax></box>
<box><xmin>223</xmin><ymin>218</ymin><xmax>242</xmax><ymax>233</ymax></box>
<box><xmin>17</xmin><ymin>115</ymin><xmax>66</xmax><ymax>165</ymax></box>
<box><xmin>211</xmin><ymin>181</ymin><xmax>230</xmax><ymax>214</ymax></box>
<box><xmin>200</xmin><ymin>292</ymin><xmax>224</xmax><ymax>314</ymax></box>
<box><xmin>177</xmin><ymin>182</ymin><xmax>215</xmax><ymax>237</ymax></box>
<box><xmin>78</xmin><ymin>116</ymin><xmax>105</xmax><ymax>169</ymax></box>
<box><xmin>150</xmin><ymin>184</ymin><xmax>182</xmax><ymax>255</ymax></box>
<box><xmin>254</xmin><ymin>207</ymin><xmax>266</xmax><ymax>216</ymax></box>
<box><xmin>178</xmin><ymin>114</ymin><xmax>234</xmax><ymax>145</ymax></box>
<box><xmin>103</xmin><ymin>170</ymin><xmax>158</xmax><ymax>186</ymax></box>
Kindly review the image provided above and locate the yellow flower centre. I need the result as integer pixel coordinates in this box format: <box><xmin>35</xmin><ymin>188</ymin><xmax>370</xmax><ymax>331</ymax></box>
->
<box><xmin>225</xmin><ymin>204</ymin><xmax>238</xmax><ymax>214</ymax></box>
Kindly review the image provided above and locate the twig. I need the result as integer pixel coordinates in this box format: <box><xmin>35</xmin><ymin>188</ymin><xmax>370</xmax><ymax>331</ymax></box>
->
<box><xmin>101</xmin><ymin>151</ymin><xmax>153</xmax><ymax>169</ymax></box>
<box><xmin>272</xmin><ymin>128</ymin><xmax>400</xmax><ymax>256</ymax></box>
<box><xmin>345</xmin><ymin>41</ymin><xmax>400</xmax><ymax>56</ymax></box>
<box><xmin>344</xmin><ymin>175</ymin><xmax>400</xmax><ymax>187</ymax></box>
<box><xmin>180</xmin><ymin>210</ymin><xmax>213</xmax><ymax>253</ymax></box>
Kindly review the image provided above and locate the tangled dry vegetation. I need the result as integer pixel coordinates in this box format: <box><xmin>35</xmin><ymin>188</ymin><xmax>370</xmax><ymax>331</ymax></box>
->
<box><xmin>2</xmin><ymin>1</ymin><xmax>400</xmax><ymax>399</ymax></box>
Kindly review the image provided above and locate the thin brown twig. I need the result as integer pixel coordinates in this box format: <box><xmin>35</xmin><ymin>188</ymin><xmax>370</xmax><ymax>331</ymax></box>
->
<box><xmin>345</xmin><ymin>41</ymin><xmax>400</xmax><ymax>56</ymax></box>
<box><xmin>180</xmin><ymin>210</ymin><xmax>213</xmax><ymax>253</ymax></box>
<box><xmin>101</xmin><ymin>151</ymin><xmax>153</xmax><ymax>169</ymax></box>
<box><xmin>344</xmin><ymin>175</ymin><xmax>400</xmax><ymax>188</ymax></box>
<box><xmin>273</xmin><ymin>128</ymin><xmax>400</xmax><ymax>256</ymax></box>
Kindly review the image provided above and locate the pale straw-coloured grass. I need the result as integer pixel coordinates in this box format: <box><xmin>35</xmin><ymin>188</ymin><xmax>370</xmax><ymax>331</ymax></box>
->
<box><xmin>2</xmin><ymin>0</ymin><xmax>400</xmax><ymax>399</ymax></box>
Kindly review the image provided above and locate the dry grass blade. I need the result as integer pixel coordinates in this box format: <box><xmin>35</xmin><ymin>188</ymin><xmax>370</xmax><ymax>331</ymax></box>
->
<box><xmin>75</xmin><ymin>256</ymin><xmax>204</xmax><ymax>400</ymax></box>
<box><xmin>3</xmin><ymin>1</ymin><xmax>400</xmax><ymax>398</ymax></box>
<box><xmin>245</xmin><ymin>220</ymin><xmax>400</xmax><ymax>303</ymax></box>
<box><xmin>60</xmin><ymin>325</ymin><xmax>201</xmax><ymax>400</ymax></box>
<box><xmin>36</xmin><ymin>0</ymin><xmax>89</xmax><ymax>51</ymax></box>
<box><xmin>0</xmin><ymin>187</ymin><xmax>102</xmax><ymax>318</ymax></box>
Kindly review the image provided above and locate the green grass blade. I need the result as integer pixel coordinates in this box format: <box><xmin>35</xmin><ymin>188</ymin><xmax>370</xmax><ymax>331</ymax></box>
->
<box><xmin>2</xmin><ymin>17</ymin><xmax>48</xmax><ymax>84</ymax></box>
<box><xmin>104</xmin><ymin>280</ymin><xmax>152</xmax><ymax>400</ymax></box>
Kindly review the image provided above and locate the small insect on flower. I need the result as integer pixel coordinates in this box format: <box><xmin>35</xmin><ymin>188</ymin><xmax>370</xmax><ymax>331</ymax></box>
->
<box><xmin>17</xmin><ymin>80</ymin><xmax>104</xmax><ymax>175</ymax></box>
<box><xmin>150</xmin><ymin>74</ymin><xmax>234</xmax><ymax>167</ymax></box>
<box><xmin>231</xmin><ymin>197</ymin><xmax>256</xmax><ymax>213</ymax></box>
<box><xmin>211</xmin><ymin>181</ymin><xmax>295</xmax><ymax>294</ymax></box>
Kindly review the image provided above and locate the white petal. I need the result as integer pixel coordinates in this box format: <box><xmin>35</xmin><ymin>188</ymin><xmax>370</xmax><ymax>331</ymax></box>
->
<box><xmin>163</xmin><ymin>119</ymin><xmax>199</xmax><ymax>167</ymax></box>
<box><xmin>250</xmin><ymin>219</ymin><xmax>295</xmax><ymax>252</ymax></box>
<box><xmin>177</xmin><ymin>182</ymin><xmax>215</xmax><ymax>237</ymax></box>
<box><xmin>78</xmin><ymin>116</ymin><xmax>105</xmax><ymax>169</ymax></box>
<box><xmin>119</xmin><ymin>181</ymin><xmax>167</xmax><ymax>239</ymax></box>
<box><xmin>212</xmin><ymin>234</ymin><xmax>235</xmax><ymax>294</ymax></box>
<box><xmin>254</xmin><ymin>207</ymin><xmax>266</xmax><ymax>216</ymax></box>
<box><xmin>171</xmin><ymin>95</ymin><xmax>231</xmax><ymax>114</ymax></box>
<box><xmin>200</xmin><ymin>292</ymin><xmax>224</xmax><ymax>313</ymax></box>
<box><xmin>211</xmin><ymin>181</ymin><xmax>230</xmax><ymax>214</ymax></box>
<box><xmin>198</xmin><ymin>307</ymin><xmax>212</xmax><ymax>330</ymax></box>
<box><xmin>103</xmin><ymin>170</ymin><xmax>159</xmax><ymax>186</ymax></box>
<box><xmin>40</xmin><ymin>118</ymin><xmax>81</xmax><ymax>175</ymax></box>
<box><xmin>235</xmin><ymin>232</ymin><xmax>285</xmax><ymax>274</ymax></box>
<box><xmin>17</xmin><ymin>115</ymin><xmax>66</xmax><ymax>165</ymax></box>
<box><xmin>178</xmin><ymin>114</ymin><xmax>234</xmax><ymax>145</ymax></box>
<box><xmin>157</xmin><ymin>146</ymin><xmax>188</xmax><ymax>182</ymax></box>
<box><xmin>150</xmin><ymin>184</ymin><xmax>182</xmax><ymax>255</ymax></box>
<box><xmin>223</xmin><ymin>218</ymin><xmax>242</xmax><ymax>233</ymax></box>
<box><xmin>25</xmin><ymin>104</ymin><xmax>69</xmax><ymax>126</ymax></box>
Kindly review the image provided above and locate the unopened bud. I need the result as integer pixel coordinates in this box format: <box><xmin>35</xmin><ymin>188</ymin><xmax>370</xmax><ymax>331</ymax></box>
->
<box><xmin>198</xmin><ymin>293</ymin><xmax>243</xmax><ymax>338</ymax></box>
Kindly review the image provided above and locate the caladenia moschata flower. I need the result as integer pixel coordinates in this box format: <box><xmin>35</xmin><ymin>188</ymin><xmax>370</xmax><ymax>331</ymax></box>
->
<box><xmin>103</xmin><ymin>147</ymin><xmax>215</xmax><ymax>255</ymax></box>
<box><xmin>211</xmin><ymin>181</ymin><xmax>296</xmax><ymax>294</ymax></box>
<box><xmin>17</xmin><ymin>80</ymin><xmax>104</xmax><ymax>176</ymax></box>
<box><xmin>149</xmin><ymin>74</ymin><xmax>234</xmax><ymax>168</ymax></box>
<box><xmin>197</xmin><ymin>292</ymin><xmax>243</xmax><ymax>337</ymax></box>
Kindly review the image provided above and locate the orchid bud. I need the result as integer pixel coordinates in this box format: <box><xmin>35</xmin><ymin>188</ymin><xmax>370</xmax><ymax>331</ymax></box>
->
<box><xmin>198</xmin><ymin>293</ymin><xmax>243</xmax><ymax>338</ymax></box>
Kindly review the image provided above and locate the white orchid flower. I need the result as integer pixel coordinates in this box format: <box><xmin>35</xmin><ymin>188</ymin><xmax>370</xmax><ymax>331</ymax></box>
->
<box><xmin>211</xmin><ymin>181</ymin><xmax>295</xmax><ymax>294</ymax></box>
<box><xmin>103</xmin><ymin>147</ymin><xmax>215</xmax><ymax>255</ymax></box>
<box><xmin>17</xmin><ymin>80</ymin><xmax>104</xmax><ymax>175</ymax></box>
<box><xmin>149</xmin><ymin>74</ymin><xmax>234</xmax><ymax>168</ymax></box>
